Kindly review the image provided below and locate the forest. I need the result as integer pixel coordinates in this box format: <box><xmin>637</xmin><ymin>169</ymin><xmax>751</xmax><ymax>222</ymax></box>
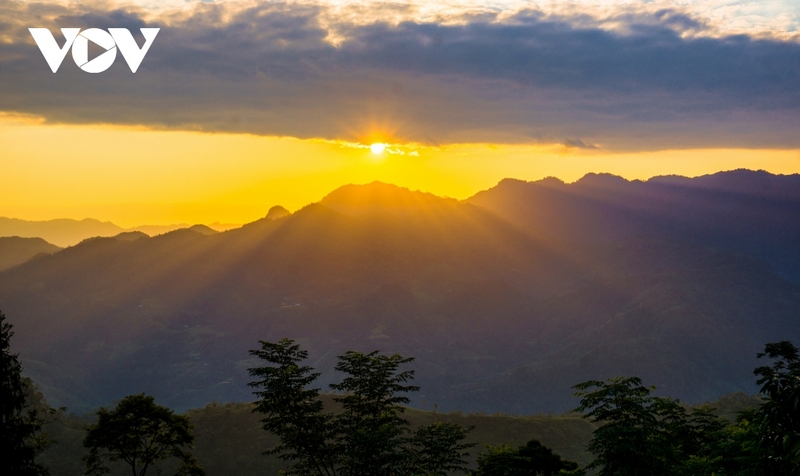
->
<box><xmin>2</xmin><ymin>310</ymin><xmax>798</xmax><ymax>476</ymax></box>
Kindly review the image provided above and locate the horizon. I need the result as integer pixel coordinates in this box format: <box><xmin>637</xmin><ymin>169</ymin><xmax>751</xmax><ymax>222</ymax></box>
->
<box><xmin>3</xmin><ymin>165</ymin><xmax>799</xmax><ymax>228</ymax></box>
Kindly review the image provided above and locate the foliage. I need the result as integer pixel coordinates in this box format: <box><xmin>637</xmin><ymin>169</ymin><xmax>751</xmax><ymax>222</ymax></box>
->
<box><xmin>83</xmin><ymin>394</ymin><xmax>204</xmax><ymax>476</ymax></box>
<box><xmin>0</xmin><ymin>310</ymin><xmax>58</xmax><ymax>476</ymax></box>
<box><xmin>474</xmin><ymin>438</ymin><xmax>584</xmax><ymax>476</ymax></box>
<box><xmin>752</xmin><ymin>340</ymin><xmax>800</xmax><ymax>475</ymax></box>
<box><xmin>248</xmin><ymin>338</ymin><xmax>474</xmax><ymax>476</ymax></box>
<box><xmin>703</xmin><ymin>409</ymin><xmax>761</xmax><ymax>476</ymax></box>
<box><xmin>573</xmin><ymin>377</ymin><xmax>667</xmax><ymax>475</ymax></box>
<box><xmin>34</xmin><ymin>400</ymin><xmax>595</xmax><ymax>476</ymax></box>
<box><xmin>330</xmin><ymin>350</ymin><xmax>420</xmax><ymax>475</ymax></box>
<box><xmin>402</xmin><ymin>421</ymin><xmax>474</xmax><ymax>475</ymax></box>
<box><xmin>247</xmin><ymin>339</ymin><xmax>336</xmax><ymax>475</ymax></box>
<box><xmin>573</xmin><ymin>377</ymin><xmax>728</xmax><ymax>476</ymax></box>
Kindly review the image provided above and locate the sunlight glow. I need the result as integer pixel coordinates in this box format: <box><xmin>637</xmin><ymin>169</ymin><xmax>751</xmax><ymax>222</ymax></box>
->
<box><xmin>370</xmin><ymin>143</ymin><xmax>386</xmax><ymax>155</ymax></box>
<box><xmin>1</xmin><ymin>118</ymin><xmax>799</xmax><ymax>227</ymax></box>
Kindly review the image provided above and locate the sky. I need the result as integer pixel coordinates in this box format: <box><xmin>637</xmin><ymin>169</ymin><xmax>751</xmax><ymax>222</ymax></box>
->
<box><xmin>1</xmin><ymin>0</ymin><xmax>799</xmax><ymax>226</ymax></box>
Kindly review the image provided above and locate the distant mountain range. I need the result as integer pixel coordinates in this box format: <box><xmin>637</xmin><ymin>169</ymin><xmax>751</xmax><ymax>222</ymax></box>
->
<box><xmin>0</xmin><ymin>237</ymin><xmax>61</xmax><ymax>272</ymax></box>
<box><xmin>469</xmin><ymin>170</ymin><xmax>800</xmax><ymax>283</ymax></box>
<box><xmin>1</xmin><ymin>169</ymin><xmax>798</xmax><ymax>415</ymax></box>
<box><xmin>0</xmin><ymin>217</ymin><xmax>240</xmax><ymax>247</ymax></box>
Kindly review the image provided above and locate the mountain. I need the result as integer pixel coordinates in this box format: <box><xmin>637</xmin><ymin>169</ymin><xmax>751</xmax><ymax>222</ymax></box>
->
<box><xmin>187</xmin><ymin>225</ymin><xmax>219</xmax><ymax>236</ymax></box>
<box><xmin>0</xmin><ymin>218</ymin><xmax>241</xmax><ymax>247</ymax></box>
<box><xmin>0</xmin><ymin>218</ymin><xmax>125</xmax><ymax>248</ymax></box>
<box><xmin>467</xmin><ymin>169</ymin><xmax>800</xmax><ymax>282</ymax></box>
<box><xmin>320</xmin><ymin>181</ymin><xmax>458</xmax><ymax>216</ymax></box>
<box><xmin>265</xmin><ymin>206</ymin><xmax>290</xmax><ymax>220</ymax></box>
<box><xmin>0</xmin><ymin>187</ymin><xmax>571</xmax><ymax>412</ymax></box>
<box><xmin>0</xmin><ymin>237</ymin><xmax>61</xmax><ymax>272</ymax></box>
<box><xmin>112</xmin><ymin>231</ymin><xmax>149</xmax><ymax>242</ymax></box>
<box><xmin>1</xmin><ymin>175</ymin><xmax>798</xmax><ymax>415</ymax></box>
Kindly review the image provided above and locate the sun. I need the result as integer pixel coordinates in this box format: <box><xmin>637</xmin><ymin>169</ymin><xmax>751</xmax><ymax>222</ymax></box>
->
<box><xmin>370</xmin><ymin>143</ymin><xmax>386</xmax><ymax>154</ymax></box>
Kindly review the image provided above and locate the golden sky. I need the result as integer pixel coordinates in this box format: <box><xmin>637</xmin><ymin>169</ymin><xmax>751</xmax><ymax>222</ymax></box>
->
<box><xmin>2</xmin><ymin>114</ymin><xmax>798</xmax><ymax>227</ymax></box>
<box><xmin>2</xmin><ymin>0</ymin><xmax>800</xmax><ymax>227</ymax></box>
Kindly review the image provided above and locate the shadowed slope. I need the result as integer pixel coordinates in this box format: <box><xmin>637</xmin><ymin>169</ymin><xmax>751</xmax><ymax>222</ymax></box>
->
<box><xmin>1</xmin><ymin>176</ymin><xmax>799</xmax><ymax>414</ymax></box>
<box><xmin>467</xmin><ymin>169</ymin><xmax>800</xmax><ymax>281</ymax></box>
<box><xmin>0</xmin><ymin>191</ymin><xmax>570</xmax><ymax>412</ymax></box>
<box><xmin>0</xmin><ymin>236</ymin><xmax>61</xmax><ymax>272</ymax></box>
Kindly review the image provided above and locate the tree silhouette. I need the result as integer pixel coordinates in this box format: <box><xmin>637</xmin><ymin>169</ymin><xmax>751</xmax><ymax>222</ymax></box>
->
<box><xmin>247</xmin><ymin>339</ymin><xmax>337</xmax><ymax>475</ymax></box>
<box><xmin>83</xmin><ymin>394</ymin><xmax>204</xmax><ymax>476</ymax></box>
<box><xmin>574</xmin><ymin>376</ymin><xmax>727</xmax><ymax>476</ymax></box>
<box><xmin>753</xmin><ymin>340</ymin><xmax>800</xmax><ymax>474</ymax></box>
<box><xmin>330</xmin><ymin>350</ymin><xmax>420</xmax><ymax>475</ymax></box>
<box><xmin>573</xmin><ymin>377</ymin><xmax>667</xmax><ymax>476</ymax></box>
<box><xmin>474</xmin><ymin>438</ymin><xmax>584</xmax><ymax>476</ymax></box>
<box><xmin>248</xmin><ymin>338</ymin><xmax>473</xmax><ymax>476</ymax></box>
<box><xmin>0</xmin><ymin>310</ymin><xmax>53</xmax><ymax>476</ymax></box>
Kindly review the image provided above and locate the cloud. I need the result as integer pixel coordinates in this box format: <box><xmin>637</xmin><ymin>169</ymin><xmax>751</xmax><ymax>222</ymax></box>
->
<box><xmin>564</xmin><ymin>139</ymin><xmax>598</xmax><ymax>149</ymax></box>
<box><xmin>0</xmin><ymin>1</ymin><xmax>799</xmax><ymax>150</ymax></box>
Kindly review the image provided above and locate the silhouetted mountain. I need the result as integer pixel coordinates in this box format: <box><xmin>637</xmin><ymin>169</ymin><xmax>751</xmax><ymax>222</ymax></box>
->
<box><xmin>467</xmin><ymin>169</ymin><xmax>800</xmax><ymax>282</ymax></box>
<box><xmin>1</xmin><ymin>172</ymin><xmax>799</xmax><ymax>415</ymax></box>
<box><xmin>0</xmin><ymin>237</ymin><xmax>61</xmax><ymax>272</ymax></box>
<box><xmin>320</xmin><ymin>182</ymin><xmax>458</xmax><ymax>216</ymax></box>
<box><xmin>188</xmin><ymin>225</ymin><xmax>219</xmax><ymax>236</ymax></box>
<box><xmin>0</xmin><ymin>197</ymin><xmax>570</xmax><ymax>412</ymax></box>
<box><xmin>265</xmin><ymin>206</ymin><xmax>290</xmax><ymax>220</ymax></box>
<box><xmin>113</xmin><ymin>231</ymin><xmax>149</xmax><ymax>242</ymax></box>
<box><xmin>0</xmin><ymin>218</ymin><xmax>242</xmax><ymax>247</ymax></box>
<box><xmin>0</xmin><ymin>218</ymin><xmax>124</xmax><ymax>247</ymax></box>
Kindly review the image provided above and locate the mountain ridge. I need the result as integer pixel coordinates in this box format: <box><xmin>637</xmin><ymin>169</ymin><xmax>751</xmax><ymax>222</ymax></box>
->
<box><xmin>0</xmin><ymin>217</ymin><xmax>242</xmax><ymax>247</ymax></box>
<box><xmin>2</xmin><ymin>169</ymin><xmax>799</xmax><ymax>414</ymax></box>
<box><xmin>0</xmin><ymin>236</ymin><xmax>61</xmax><ymax>272</ymax></box>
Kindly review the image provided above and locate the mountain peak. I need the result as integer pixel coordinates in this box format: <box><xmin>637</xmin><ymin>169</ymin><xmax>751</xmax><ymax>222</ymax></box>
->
<box><xmin>319</xmin><ymin>182</ymin><xmax>457</xmax><ymax>216</ymax></box>
<box><xmin>266</xmin><ymin>206</ymin><xmax>290</xmax><ymax>220</ymax></box>
<box><xmin>188</xmin><ymin>224</ymin><xmax>219</xmax><ymax>235</ymax></box>
<box><xmin>574</xmin><ymin>173</ymin><xmax>631</xmax><ymax>188</ymax></box>
<box><xmin>113</xmin><ymin>231</ymin><xmax>149</xmax><ymax>242</ymax></box>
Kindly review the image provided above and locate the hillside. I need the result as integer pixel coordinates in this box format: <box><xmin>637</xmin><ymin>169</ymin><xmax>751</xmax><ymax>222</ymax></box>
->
<box><xmin>38</xmin><ymin>398</ymin><xmax>594</xmax><ymax>476</ymax></box>
<box><xmin>467</xmin><ymin>169</ymin><xmax>800</xmax><ymax>282</ymax></box>
<box><xmin>35</xmin><ymin>392</ymin><xmax>762</xmax><ymax>476</ymax></box>
<box><xmin>1</xmin><ymin>196</ymin><xmax>573</xmax><ymax>412</ymax></box>
<box><xmin>1</xmin><ymin>174</ymin><xmax>799</xmax><ymax>414</ymax></box>
<box><xmin>0</xmin><ymin>236</ymin><xmax>61</xmax><ymax>271</ymax></box>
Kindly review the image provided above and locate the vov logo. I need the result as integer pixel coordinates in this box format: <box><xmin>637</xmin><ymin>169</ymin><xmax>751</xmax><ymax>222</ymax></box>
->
<box><xmin>29</xmin><ymin>28</ymin><xmax>160</xmax><ymax>73</ymax></box>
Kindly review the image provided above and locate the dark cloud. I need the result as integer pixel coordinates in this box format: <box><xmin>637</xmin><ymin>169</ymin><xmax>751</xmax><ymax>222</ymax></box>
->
<box><xmin>0</xmin><ymin>1</ymin><xmax>798</xmax><ymax>150</ymax></box>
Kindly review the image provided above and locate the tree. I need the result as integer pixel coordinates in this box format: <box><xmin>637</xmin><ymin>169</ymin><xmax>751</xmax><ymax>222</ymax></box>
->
<box><xmin>248</xmin><ymin>338</ymin><xmax>473</xmax><ymax>476</ymax></box>
<box><xmin>702</xmin><ymin>409</ymin><xmax>761</xmax><ymax>476</ymax></box>
<box><xmin>0</xmin><ymin>310</ymin><xmax>55</xmax><ymax>476</ymax></box>
<box><xmin>573</xmin><ymin>376</ymin><xmax>726</xmax><ymax>476</ymax></box>
<box><xmin>658</xmin><ymin>403</ymin><xmax>727</xmax><ymax>476</ymax></box>
<box><xmin>474</xmin><ymin>438</ymin><xmax>584</xmax><ymax>476</ymax></box>
<box><xmin>83</xmin><ymin>394</ymin><xmax>204</xmax><ymax>476</ymax></box>
<box><xmin>752</xmin><ymin>340</ymin><xmax>800</xmax><ymax>475</ymax></box>
<box><xmin>330</xmin><ymin>350</ymin><xmax>420</xmax><ymax>475</ymax></box>
<box><xmin>247</xmin><ymin>339</ymin><xmax>337</xmax><ymax>475</ymax></box>
<box><xmin>573</xmin><ymin>377</ymin><xmax>668</xmax><ymax>476</ymax></box>
<box><xmin>401</xmin><ymin>421</ymin><xmax>473</xmax><ymax>476</ymax></box>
